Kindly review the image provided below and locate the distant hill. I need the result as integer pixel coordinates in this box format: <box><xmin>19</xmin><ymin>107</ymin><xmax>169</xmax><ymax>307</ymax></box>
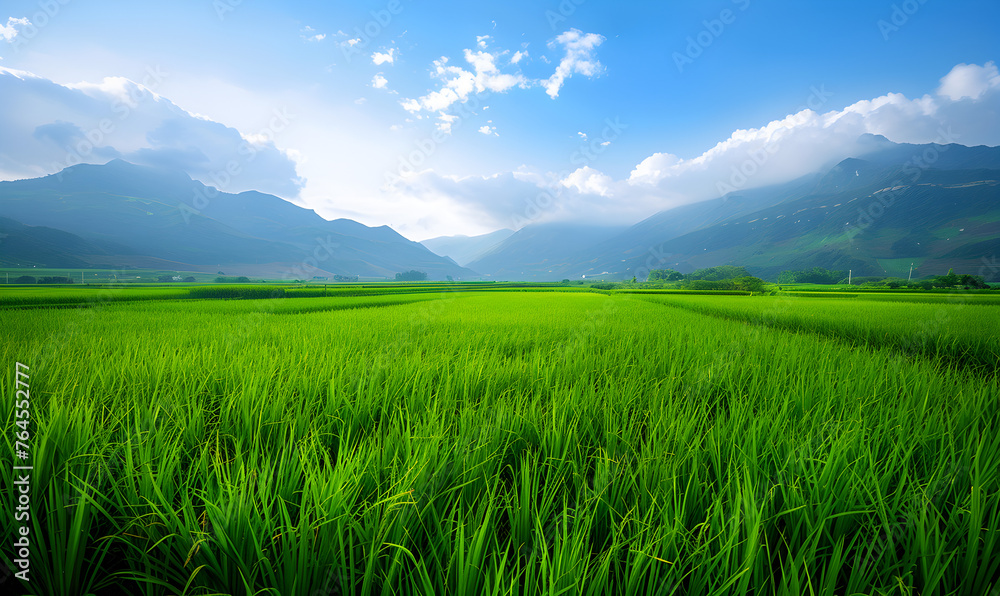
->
<box><xmin>0</xmin><ymin>216</ymin><xmax>127</xmax><ymax>268</ymax></box>
<box><xmin>421</xmin><ymin>229</ymin><xmax>514</xmax><ymax>266</ymax></box>
<box><xmin>0</xmin><ymin>160</ymin><xmax>476</xmax><ymax>280</ymax></box>
<box><xmin>464</xmin><ymin>138</ymin><xmax>1000</xmax><ymax>281</ymax></box>
<box><xmin>466</xmin><ymin>223</ymin><xmax>628</xmax><ymax>280</ymax></box>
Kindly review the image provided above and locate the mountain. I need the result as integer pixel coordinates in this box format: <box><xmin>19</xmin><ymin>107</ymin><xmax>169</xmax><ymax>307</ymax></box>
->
<box><xmin>420</xmin><ymin>229</ymin><xmax>514</xmax><ymax>266</ymax></box>
<box><xmin>466</xmin><ymin>223</ymin><xmax>628</xmax><ymax>280</ymax></box>
<box><xmin>463</xmin><ymin>138</ymin><xmax>1000</xmax><ymax>281</ymax></box>
<box><xmin>0</xmin><ymin>160</ymin><xmax>476</xmax><ymax>280</ymax></box>
<box><xmin>463</xmin><ymin>176</ymin><xmax>820</xmax><ymax>280</ymax></box>
<box><xmin>590</xmin><ymin>140</ymin><xmax>1000</xmax><ymax>281</ymax></box>
<box><xmin>0</xmin><ymin>216</ymin><xmax>128</xmax><ymax>268</ymax></box>
<box><xmin>642</xmin><ymin>160</ymin><xmax>1000</xmax><ymax>280</ymax></box>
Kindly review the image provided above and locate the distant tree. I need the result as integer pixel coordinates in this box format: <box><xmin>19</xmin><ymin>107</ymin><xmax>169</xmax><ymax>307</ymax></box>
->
<box><xmin>217</xmin><ymin>271</ymin><xmax>225</xmax><ymax>275</ymax></box>
<box><xmin>37</xmin><ymin>276</ymin><xmax>73</xmax><ymax>284</ymax></box>
<box><xmin>778</xmin><ymin>267</ymin><xmax>846</xmax><ymax>284</ymax></box>
<box><xmin>14</xmin><ymin>276</ymin><xmax>36</xmax><ymax>284</ymax></box>
<box><xmin>183</xmin><ymin>276</ymin><xmax>196</xmax><ymax>282</ymax></box>
<box><xmin>648</xmin><ymin>269</ymin><xmax>683</xmax><ymax>282</ymax></box>
<box><xmin>561</xmin><ymin>279</ymin><xmax>571</xmax><ymax>284</ymax></box>
<box><xmin>395</xmin><ymin>270</ymin><xmax>428</xmax><ymax>281</ymax></box>
<box><xmin>236</xmin><ymin>276</ymin><xmax>251</xmax><ymax>283</ymax></box>
<box><xmin>333</xmin><ymin>274</ymin><xmax>359</xmax><ymax>282</ymax></box>
<box><xmin>447</xmin><ymin>275</ymin><xmax>454</xmax><ymax>282</ymax></box>
<box><xmin>685</xmin><ymin>265</ymin><xmax>749</xmax><ymax>281</ymax></box>
<box><xmin>157</xmin><ymin>275</ymin><xmax>175</xmax><ymax>282</ymax></box>
<box><xmin>732</xmin><ymin>276</ymin><xmax>766</xmax><ymax>293</ymax></box>
<box><xmin>688</xmin><ymin>279</ymin><xmax>734</xmax><ymax>290</ymax></box>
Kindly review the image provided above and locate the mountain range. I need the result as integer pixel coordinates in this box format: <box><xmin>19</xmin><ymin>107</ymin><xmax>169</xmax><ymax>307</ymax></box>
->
<box><xmin>2</xmin><ymin>136</ymin><xmax>998</xmax><ymax>282</ymax></box>
<box><xmin>0</xmin><ymin>160</ymin><xmax>475</xmax><ymax>280</ymax></box>
<box><xmin>425</xmin><ymin>136</ymin><xmax>1000</xmax><ymax>281</ymax></box>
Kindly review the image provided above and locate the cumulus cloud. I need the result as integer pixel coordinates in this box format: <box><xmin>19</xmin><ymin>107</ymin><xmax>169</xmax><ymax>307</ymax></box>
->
<box><xmin>371</xmin><ymin>73</ymin><xmax>388</xmax><ymax>89</ymax></box>
<box><xmin>372</xmin><ymin>48</ymin><xmax>395</xmax><ymax>65</ymax></box>
<box><xmin>624</xmin><ymin>68</ymin><xmax>1000</xmax><ymax>200</ymax></box>
<box><xmin>299</xmin><ymin>25</ymin><xmax>326</xmax><ymax>42</ymax></box>
<box><xmin>386</xmin><ymin>61</ymin><xmax>1000</xmax><ymax>233</ymax></box>
<box><xmin>937</xmin><ymin>61</ymin><xmax>1000</xmax><ymax>101</ymax></box>
<box><xmin>399</xmin><ymin>50</ymin><xmax>528</xmax><ymax>116</ymax></box>
<box><xmin>0</xmin><ymin>67</ymin><xmax>303</xmax><ymax>197</ymax></box>
<box><xmin>542</xmin><ymin>29</ymin><xmax>605</xmax><ymax>99</ymax></box>
<box><xmin>1</xmin><ymin>16</ymin><xmax>29</xmax><ymax>42</ymax></box>
<box><xmin>560</xmin><ymin>166</ymin><xmax>613</xmax><ymax>196</ymax></box>
<box><xmin>399</xmin><ymin>31</ymin><xmax>603</xmax><ymax>129</ymax></box>
<box><xmin>478</xmin><ymin>122</ymin><xmax>498</xmax><ymax>136</ymax></box>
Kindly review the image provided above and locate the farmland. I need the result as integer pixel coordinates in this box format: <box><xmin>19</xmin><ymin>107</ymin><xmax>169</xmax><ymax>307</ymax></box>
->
<box><xmin>1</xmin><ymin>285</ymin><xmax>999</xmax><ymax>595</ymax></box>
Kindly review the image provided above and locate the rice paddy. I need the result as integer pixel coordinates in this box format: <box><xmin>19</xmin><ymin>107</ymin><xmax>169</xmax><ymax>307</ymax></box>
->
<box><xmin>1</xmin><ymin>286</ymin><xmax>998</xmax><ymax>595</ymax></box>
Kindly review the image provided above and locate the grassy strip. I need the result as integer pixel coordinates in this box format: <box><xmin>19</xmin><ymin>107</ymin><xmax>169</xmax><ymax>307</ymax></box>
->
<box><xmin>632</xmin><ymin>293</ymin><xmax>1000</xmax><ymax>375</ymax></box>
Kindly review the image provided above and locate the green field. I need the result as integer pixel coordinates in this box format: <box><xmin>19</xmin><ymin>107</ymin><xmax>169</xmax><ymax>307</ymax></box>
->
<box><xmin>1</xmin><ymin>286</ymin><xmax>999</xmax><ymax>595</ymax></box>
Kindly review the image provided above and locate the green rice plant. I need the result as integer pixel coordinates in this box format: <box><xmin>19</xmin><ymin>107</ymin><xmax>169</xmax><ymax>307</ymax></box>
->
<box><xmin>1</xmin><ymin>291</ymin><xmax>998</xmax><ymax>594</ymax></box>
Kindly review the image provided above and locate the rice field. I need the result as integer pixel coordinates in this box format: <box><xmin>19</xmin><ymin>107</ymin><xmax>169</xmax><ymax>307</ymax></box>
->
<box><xmin>1</xmin><ymin>287</ymin><xmax>999</xmax><ymax>595</ymax></box>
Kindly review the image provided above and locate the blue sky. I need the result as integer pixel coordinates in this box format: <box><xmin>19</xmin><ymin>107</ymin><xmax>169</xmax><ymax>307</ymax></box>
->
<box><xmin>2</xmin><ymin>0</ymin><xmax>999</xmax><ymax>239</ymax></box>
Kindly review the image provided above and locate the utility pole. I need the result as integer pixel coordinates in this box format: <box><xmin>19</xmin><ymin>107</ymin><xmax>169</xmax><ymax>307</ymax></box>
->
<box><xmin>848</xmin><ymin>270</ymin><xmax>852</xmax><ymax>285</ymax></box>
<box><xmin>907</xmin><ymin>263</ymin><xmax>914</xmax><ymax>282</ymax></box>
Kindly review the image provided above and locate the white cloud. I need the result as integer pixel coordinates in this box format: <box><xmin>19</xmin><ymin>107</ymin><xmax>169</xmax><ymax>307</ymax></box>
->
<box><xmin>300</xmin><ymin>26</ymin><xmax>326</xmax><ymax>42</ymax></box>
<box><xmin>401</xmin><ymin>49</ymin><xmax>528</xmax><ymax>122</ymax></box>
<box><xmin>372</xmin><ymin>73</ymin><xmax>388</xmax><ymax>89</ymax></box>
<box><xmin>561</xmin><ymin>166</ymin><xmax>613</xmax><ymax>196</ymax></box>
<box><xmin>628</xmin><ymin>152</ymin><xmax>681</xmax><ymax>186</ymax></box>
<box><xmin>543</xmin><ymin>29</ymin><xmax>605</xmax><ymax>99</ymax></box>
<box><xmin>354</xmin><ymin>97</ymin><xmax>367</xmax><ymax>105</ymax></box>
<box><xmin>1</xmin><ymin>16</ymin><xmax>29</xmax><ymax>42</ymax></box>
<box><xmin>478</xmin><ymin>122</ymin><xmax>498</xmax><ymax>136</ymax></box>
<box><xmin>437</xmin><ymin>112</ymin><xmax>459</xmax><ymax>134</ymax></box>
<box><xmin>622</xmin><ymin>63</ymin><xmax>1000</xmax><ymax>202</ymax></box>
<box><xmin>400</xmin><ymin>31</ymin><xmax>603</xmax><ymax>127</ymax></box>
<box><xmin>0</xmin><ymin>67</ymin><xmax>303</xmax><ymax>197</ymax></box>
<box><xmin>372</xmin><ymin>48</ymin><xmax>395</xmax><ymax>65</ymax></box>
<box><xmin>385</xmin><ymin>61</ymin><xmax>1000</xmax><ymax>234</ymax></box>
<box><xmin>577</xmin><ymin>131</ymin><xmax>587</xmax><ymax>140</ymax></box>
<box><xmin>937</xmin><ymin>61</ymin><xmax>1000</xmax><ymax>101</ymax></box>
<box><xmin>347</xmin><ymin>38</ymin><xmax>361</xmax><ymax>46</ymax></box>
